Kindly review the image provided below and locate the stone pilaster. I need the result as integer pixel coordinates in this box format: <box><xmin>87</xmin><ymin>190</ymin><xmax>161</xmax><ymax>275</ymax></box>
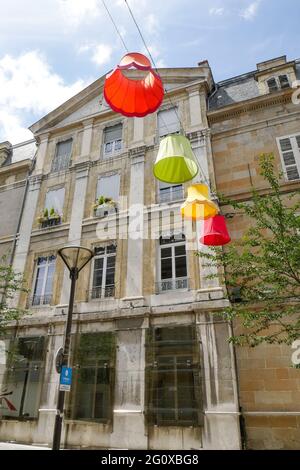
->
<box><xmin>34</xmin><ymin>133</ymin><xmax>50</xmax><ymax>174</ymax></box>
<box><xmin>121</xmin><ymin>146</ymin><xmax>146</xmax><ymax>306</ymax></box>
<box><xmin>60</xmin><ymin>162</ymin><xmax>90</xmax><ymax>304</ymax></box>
<box><xmin>11</xmin><ymin>175</ymin><xmax>43</xmax><ymax>306</ymax></box>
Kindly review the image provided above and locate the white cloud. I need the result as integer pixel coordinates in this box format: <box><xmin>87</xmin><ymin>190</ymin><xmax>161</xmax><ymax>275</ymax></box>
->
<box><xmin>145</xmin><ymin>13</ymin><xmax>159</xmax><ymax>35</ymax></box>
<box><xmin>240</xmin><ymin>1</ymin><xmax>261</xmax><ymax>20</ymax></box>
<box><xmin>209</xmin><ymin>7</ymin><xmax>224</xmax><ymax>16</ymax></box>
<box><xmin>57</xmin><ymin>0</ymin><xmax>101</xmax><ymax>26</ymax></box>
<box><xmin>0</xmin><ymin>51</ymin><xmax>87</xmax><ymax>143</ymax></box>
<box><xmin>91</xmin><ymin>44</ymin><xmax>113</xmax><ymax>66</ymax></box>
<box><xmin>77</xmin><ymin>42</ymin><xmax>113</xmax><ymax>66</ymax></box>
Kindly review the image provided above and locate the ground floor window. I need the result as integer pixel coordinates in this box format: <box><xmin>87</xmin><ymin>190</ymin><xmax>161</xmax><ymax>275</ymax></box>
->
<box><xmin>146</xmin><ymin>325</ymin><xmax>203</xmax><ymax>426</ymax></box>
<box><xmin>70</xmin><ymin>332</ymin><xmax>115</xmax><ymax>422</ymax></box>
<box><xmin>0</xmin><ymin>337</ymin><xmax>45</xmax><ymax>419</ymax></box>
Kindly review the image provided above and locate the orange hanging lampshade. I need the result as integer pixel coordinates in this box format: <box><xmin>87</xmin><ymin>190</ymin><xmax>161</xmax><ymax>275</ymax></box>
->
<box><xmin>180</xmin><ymin>184</ymin><xmax>218</xmax><ymax>220</ymax></box>
<box><xmin>199</xmin><ymin>215</ymin><xmax>231</xmax><ymax>246</ymax></box>
<box><xmin>104</xmin><ymin>52</ymin><xmax>164</xmax><ymax>117</ymax></box>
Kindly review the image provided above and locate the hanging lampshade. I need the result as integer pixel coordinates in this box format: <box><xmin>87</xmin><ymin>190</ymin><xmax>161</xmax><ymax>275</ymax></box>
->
<box><xmin>200</xmin><ymin>214</ymin><xmax>231</xmax><ymax>246</ymax></box>
<box><xmin>180</xmin><ymin>183</ymin><xmax>218</xmax><ymax>220</ymax></box>
<box><xmin>104</xmin><ymin>52</ymin><xmax>164</xmax><ymax>118</ymax></box>
<box><xmin>153</xmin><ymin>134</ymin><xmax>199</xmax><ymax>184</ymax></box>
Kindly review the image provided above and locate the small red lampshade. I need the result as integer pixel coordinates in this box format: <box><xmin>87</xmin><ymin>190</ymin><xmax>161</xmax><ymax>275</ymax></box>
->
<box><xmin>199</xmin><ymin>215</ymin><xmax>231</xmax><ymax>246</ymax></box>
<box><xmin>104</xmin><ymin>52</ymin><xmax>164</xmax><ymax>118</ymax></box>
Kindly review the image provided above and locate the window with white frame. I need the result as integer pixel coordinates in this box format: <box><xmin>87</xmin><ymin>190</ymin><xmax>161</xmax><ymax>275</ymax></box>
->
<box><xmin>158</xmin><ymin>107</ymin><xmax>181</xmax><ymax>139</ymax></box>
<box><xmin>45</xmin><ymin>187</ymin><xmax>65</xmax><ymax>215</ymax></box>
<box><xmin>32</xmin><ymin>255</ymin><xmax>56</xmax><ymax>305</ymax></box>
<box><xmin>51</xmin><ymin>139</ymin><xmax>72</xmax><ymax>172</ymax></box>
<box><xmin>1</xmin><ymin>336</ymin><xmax>46</xmax><ymax>419</ymax></box>
<box><xmin>103</xmin><ymin>124</ymin><xmax>122</xmax><ymax>156</ymax></box>
<box><xmin>91</xmin><ymin>245</ymin><xmax>116</xmax><ymax>299</ymax></box>
<box><xmin>158</xmin><ymin>234</ymin><xmax>187</xmax><ymax>292</ymax></box>
<box><xmin>158</xmin><ymin>180</ymin><xmax>184</xmax><ymax>203</ymax></box>
<box><xmin>267</xmin><ymin>74</ymin><xmax>290</xmax><ymax>93</ymax></box>
<box><xmin>277</xmin><ymin>134</ymin><xmax>300</xmax><ymax>181</ymax></box>
<box><xmin>96</xmin><ymin>174</ymin><xmax>120</xmax><ymax>202</ymax></box>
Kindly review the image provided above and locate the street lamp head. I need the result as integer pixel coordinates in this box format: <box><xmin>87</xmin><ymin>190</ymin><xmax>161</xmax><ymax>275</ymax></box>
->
<box><xmin>58</xmin><ymin>245</ymin><xmax>94</xmax><ymax>275</ymax></box>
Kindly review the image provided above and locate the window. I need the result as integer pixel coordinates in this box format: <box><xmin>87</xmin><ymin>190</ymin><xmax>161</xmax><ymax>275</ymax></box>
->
<box><xmin>146</xmin><ymin>326</ymin><xmax>203</xmax><ymax>426</ymax></box>
<box><xmin>277</xmin><ymin>134</ymin><xmax>300</xmax><ymax>181</ymax></box>
<box><xmin>158</xmin><ymin>107</ymin><xmax>180</xmax><ymax>138</ymax></box>
<box><xmin>91</xmin><ymin>245</ymin><xmax>116</xmax><ymax>299</ymax></box>
<box><xmin>45</xmin><ymin>187</ymin><xmax>65</xmax><ymax>215</ymax></box>
<box><xmin>279</xmin><ymin>74</ymin><xmax>290</xmax><ymax>89</ymax></box>
<box><xmin>267</xmin><ymin>75</ymin><xmax>290</xmax><ymax>93</ymax></box>
<box><xmin>32</xmin><ymin>255</ymin><xmax>56</xmax><ymax>305</ymax></box>
<box><xmin>103</xmin><ymin>124</ymin><xmax>122</xmax><ymax>156</ymax></box>
<box><xmin>158</xmin><ymin>234</ymin><xmax>188</xmax><ymax>292</ymax></box>
<box><xmin>96</xmin><ymin>174</ymin><xmax>120</xmax><ymax>202</ymax></box>
<box><xmin>52</xmin><ymin>139</ymin><xmax>72</xmax><ymax>172</ymax></box>
<box><xmin>70</xmin><ymin>332</ymin><xmax>115</xmax><ymax>422</ymax></box>
<box><xmin>159</xmin><ymin>181</ymin><xmax>183</xmax><ymax>203</ymax></box>
<box><xmin>1</xmin><ymin>337</ymin><xmax>46</xmax><ymax>419</ymax></box>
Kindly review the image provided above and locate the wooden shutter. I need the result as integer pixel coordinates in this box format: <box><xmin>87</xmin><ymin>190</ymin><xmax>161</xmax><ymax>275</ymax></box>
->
<box><xmin>158</xmin><ymin>107</ymin><xmax>180</xmax><ymax>137</ymax></box>
<box><xmin>278</xmin><ymin>137</ymin><xmax>300</xmax><ymax>181</ymax></box>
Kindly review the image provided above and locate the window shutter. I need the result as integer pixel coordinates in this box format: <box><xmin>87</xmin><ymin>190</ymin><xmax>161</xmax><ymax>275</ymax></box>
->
<box><xmin>52</xmin><ymin>139</ymin><xmax>72</xmax><ymax>172</ymax></box>
<box><xmin>45</xmin><ymin>187</ymin><xmax>65</xmax><ymax>214</ymax></box>
<box><xmin>97</xmin><ymin>174</ymin><xmax>120</xmax><ymax>201</ymax></box>
<box><xmin>279</xmin><ymin>137</ymin><xmax>300</xmax><ymax>181</ymax></box>
<box><xmin>104</xmin><ymin>124</ymin><xmax>122</xmax><ymax>143</ymax></box>
<box><xmin>279</xmin><ymin>74</ymin><xmax>290</xmax><ymax>89</ymax></box>
<box><xmin>158</xmin><ymin>107</ymin><xmax>180</xmax><ymax>137</ymax></box>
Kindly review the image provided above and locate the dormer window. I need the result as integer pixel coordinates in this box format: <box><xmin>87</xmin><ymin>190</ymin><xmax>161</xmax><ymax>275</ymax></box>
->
<box><xmin>267</xmin><ymin>74</ymin><xmax>290</xmax><ymax>93</ymax></box>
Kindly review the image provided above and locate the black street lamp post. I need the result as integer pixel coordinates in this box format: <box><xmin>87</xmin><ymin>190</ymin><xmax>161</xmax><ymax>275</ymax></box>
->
<box><xmin>52</xmin><ymin>245</ymin><xmax>94</xmax><ymax>451</ymax></box>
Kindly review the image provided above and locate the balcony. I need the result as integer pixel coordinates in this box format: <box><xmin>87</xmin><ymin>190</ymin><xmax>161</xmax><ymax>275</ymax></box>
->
<box><xmin>40</xmin><ymin>216</ymin><xmax>61</xmax><ymax>229</ymax></box>
<box><xmin>89</xmin><ymin>285</ymin><xmax>115</xmax><ymax>300</ymax></box>
<box><xmin>28</xmin><ymin>294</ymin><xmax>52</xmax><ymax>307</ymax></box>
<box><xmin>156</xmin><ymin>277</ymin><xmax>189</xmax><ymax>293</ymax></box>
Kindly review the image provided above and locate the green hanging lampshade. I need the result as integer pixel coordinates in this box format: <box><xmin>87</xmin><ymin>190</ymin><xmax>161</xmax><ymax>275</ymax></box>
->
<box><xmin>153</xmin><ymin>134</ymin><xmax>199</xmax><ymax>184</ymax></box>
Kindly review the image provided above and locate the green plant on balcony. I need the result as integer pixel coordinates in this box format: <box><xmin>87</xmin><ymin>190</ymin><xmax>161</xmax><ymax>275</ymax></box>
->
<box><xmin>37</xmin><ymin>207</ymin><xmax>61</xmax><ymax>226</ymax></box>
<box><xmin>92</xmin><ymin>195</ymin><xmax>116</xmax><ymax>211</ymax></box>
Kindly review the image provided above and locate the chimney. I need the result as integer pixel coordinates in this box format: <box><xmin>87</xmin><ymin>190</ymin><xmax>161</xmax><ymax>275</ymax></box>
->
<box><xmin>0</xmin><ymin>141</ymin><xmax>12</xmax><ymax>166</ymax></box>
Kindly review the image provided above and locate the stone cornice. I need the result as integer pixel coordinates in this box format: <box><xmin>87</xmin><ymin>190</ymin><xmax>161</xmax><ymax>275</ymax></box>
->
<box><xmin>0</xmin><ymin>158</ymin><xmax>32</xmax><ymax>176</ymax></box>
<box><xmin>208</xmin><ymin>88</ymin><xmax>294</xmax><ymax>124</ymax></box>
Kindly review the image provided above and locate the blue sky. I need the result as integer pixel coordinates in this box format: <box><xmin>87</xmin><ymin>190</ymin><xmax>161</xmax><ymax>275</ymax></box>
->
<box><xmin>0</xmin><ymin>0</ymin><xmax>299</xmax><ymax>144</ymax></box>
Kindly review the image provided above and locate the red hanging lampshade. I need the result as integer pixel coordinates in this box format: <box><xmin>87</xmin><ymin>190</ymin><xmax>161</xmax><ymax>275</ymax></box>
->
<box><xmin>104</xmin><ymin>52</ymin><xmax>164</xmax><ymax>117</ymax></box>
<box><xmin>199</xmin><ymin>215</ymin><xmax>231</xmax><ymax>246</ymax></box>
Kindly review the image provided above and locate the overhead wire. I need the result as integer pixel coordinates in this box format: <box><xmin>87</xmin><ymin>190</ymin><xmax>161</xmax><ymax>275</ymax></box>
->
<box><xmin>99</xmin><ymin>0</ymin><xmax>211</xmax><ymax>187</ymax></box>
<box><xmin>123</xmin><ymin>0</ymin><xmax>211</xmax><ymax>187</ymax></box>
<box><xmin>100</xmin><ymin>0</ymin><xmax>129</xmax><ymax>53</ymax></box>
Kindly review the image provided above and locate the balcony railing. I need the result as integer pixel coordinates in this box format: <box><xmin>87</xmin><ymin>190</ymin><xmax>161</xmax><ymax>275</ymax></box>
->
<box><xmin>159</xmin><ymin>187</ymin><xmax>184</xmax><ymax>204</ymax></box>
<box><xmin>89</xmin><ymin>285</ymin><xmax>115</xmax><ymax>300</ymax></box>
<box><xmin>156</xmin><ymin>277</ymin><xmax>189</xmax><ymax>293</ymax></box>
<box><xmin>40</xmin><ymin>217</ymin><xmax>61</xmax><ymax>229</ymax></box>
<box><xmin>29</xmin><ymin>294</ymin><xmax>52</xmax><ymax>307</ymax></box>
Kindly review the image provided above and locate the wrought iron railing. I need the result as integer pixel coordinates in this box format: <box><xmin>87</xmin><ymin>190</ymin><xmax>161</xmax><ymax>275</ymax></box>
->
<box><xmin>155</xmin><ymin>277</ymin><xmax>189</xmax><ymax>293</ymax></box>
<box><xmin>40</xmin><ymin>217</ymin><xmax>61</xmax><ymax>229</ymax></box>
<box><xmin>29</xmin><ymin>294</ymin><xmax>52</xmax><ymax>307</ymax></box>
<box><xmin>159</xmin><ymin>187</ymin><xmax>184</xmax><ymax>203</ymax></box>
<box><xmin>89</xmin><ymin>285</ymin><xmax>115</xmax><ymax>300</ymax></box>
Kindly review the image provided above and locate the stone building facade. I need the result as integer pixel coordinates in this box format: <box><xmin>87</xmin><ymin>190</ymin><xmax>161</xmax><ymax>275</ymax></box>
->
<box><xmin>0</xmin><ymin>55</ymin><xmax>299</xmax><ymax>449</ymax></box>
